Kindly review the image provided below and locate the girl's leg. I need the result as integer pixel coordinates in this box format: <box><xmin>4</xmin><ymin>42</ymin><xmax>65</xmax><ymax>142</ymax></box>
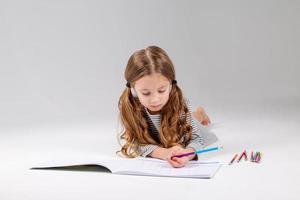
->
<box><xmin>191</xmin><ymin>108</ymin><xmax>218</xmax><ymax>147</ymax></box>
<box><xmin>192</xmin><ymin>107</ymin><xmax>211</xmax><ymax>126</ymax></box>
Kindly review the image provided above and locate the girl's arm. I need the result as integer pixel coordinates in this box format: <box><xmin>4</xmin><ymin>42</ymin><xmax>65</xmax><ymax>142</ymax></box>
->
<box><xmin>139</xmin><ymin>144</ymin><xmax>159</xmax><ymax>157</ymax></box>
<box><xmin>185</xmin><ymin>98</ymin><xmax>205</xmax><ymax>159</ymax></box>
<box><xmin>149</xmin><ymin>147</ymin><xmax>169</xmax><ymax>160</ymax></box>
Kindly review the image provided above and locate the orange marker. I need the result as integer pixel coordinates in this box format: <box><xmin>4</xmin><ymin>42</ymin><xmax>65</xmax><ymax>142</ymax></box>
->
<box><xmin>229</xmin><ymin>153</ymin><xmax>238</xmax><ymax>165</ymax></box>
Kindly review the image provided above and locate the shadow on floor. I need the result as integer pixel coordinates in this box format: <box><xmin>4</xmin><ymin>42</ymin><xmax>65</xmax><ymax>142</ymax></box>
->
<box><xmin>30</xmin><ymin>165</ymin><xmax>111</xmax><ymax>173</ymax></box>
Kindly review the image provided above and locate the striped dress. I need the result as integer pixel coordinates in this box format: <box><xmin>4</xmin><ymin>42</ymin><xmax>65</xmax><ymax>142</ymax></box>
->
<box><xmin>138</xmin><ymin>98</ymin><xmax>205</xmax><ymax>157</ymax></box>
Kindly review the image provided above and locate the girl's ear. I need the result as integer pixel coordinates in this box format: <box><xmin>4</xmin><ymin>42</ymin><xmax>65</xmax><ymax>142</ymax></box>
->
<box><xmin>131</xmin><ymin>88</ymin><xmax>138</xmax><ymax>98</ymax></box>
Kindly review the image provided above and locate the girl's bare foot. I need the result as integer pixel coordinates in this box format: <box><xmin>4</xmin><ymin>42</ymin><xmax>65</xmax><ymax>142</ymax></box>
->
<box><xmin>192</xmin><ymin>107</ymin><xmax>211</xmax><ymax>126</ymax></box>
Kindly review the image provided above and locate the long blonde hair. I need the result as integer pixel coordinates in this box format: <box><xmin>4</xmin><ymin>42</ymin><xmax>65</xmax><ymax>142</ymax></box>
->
<box><xmin>118</xmin><ymin>46</ymin><xmax>192</xmax><ymax>158</ymax></box>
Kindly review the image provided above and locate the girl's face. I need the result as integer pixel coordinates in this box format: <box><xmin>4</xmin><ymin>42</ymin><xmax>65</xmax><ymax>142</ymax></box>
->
<box><xmin>134</xmin><ymin>73</ymin><xmax>171</xmax><ymax>115</ymax></box>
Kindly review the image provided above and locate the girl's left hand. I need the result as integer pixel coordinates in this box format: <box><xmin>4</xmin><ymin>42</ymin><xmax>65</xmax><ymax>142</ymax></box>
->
<box><xmin>167</xmin><ymin>148</ymin><xmax>193</xmax><ymax>168</ymax></box>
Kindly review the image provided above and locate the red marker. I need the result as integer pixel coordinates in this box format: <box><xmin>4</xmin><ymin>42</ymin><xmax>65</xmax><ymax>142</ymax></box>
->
<box><xmin>237</xmin><ymin>150</ymin><xmax>246</xmax><ymax>162</ymax></box>
<box><xmin>243</xmin><ymin>150</ymin><xmax>248</xmax><ymax>161</ymax></box>
<box><xmin>237</xmin><ymin>152</ymin><xmax>244</xmax><ymax>162</ymax></box>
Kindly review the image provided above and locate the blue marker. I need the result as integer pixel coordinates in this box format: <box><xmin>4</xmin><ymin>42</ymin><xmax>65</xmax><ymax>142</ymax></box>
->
<box><xmin>171</xmin><ymin>146</ymin><xmax>223</xmax><ymax>159</ymax></box>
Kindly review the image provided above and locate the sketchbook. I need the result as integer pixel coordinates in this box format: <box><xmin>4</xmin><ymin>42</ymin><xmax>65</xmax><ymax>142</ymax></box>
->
<box><xmin>31</xmin><ymin>156</ymin><xmax>222</xmax><ymax>179</ymax></box>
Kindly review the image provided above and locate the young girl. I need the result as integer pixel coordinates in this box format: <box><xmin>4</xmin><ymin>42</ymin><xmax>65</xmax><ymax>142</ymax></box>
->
<box><xmin>118</xmin><ymin>46</ymin><xmax>217</xmax><ymax>168</ymax></box>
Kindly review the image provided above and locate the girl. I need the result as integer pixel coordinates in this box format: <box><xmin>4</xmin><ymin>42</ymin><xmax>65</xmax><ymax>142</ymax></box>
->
<box><xmin>118</xmin><ymin>46</ymin><xmax>217</xmax><ymax>168</ymax></box>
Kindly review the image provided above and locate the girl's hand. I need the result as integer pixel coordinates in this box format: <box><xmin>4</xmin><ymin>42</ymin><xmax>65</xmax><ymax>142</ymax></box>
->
<box><xmin>192</xmin><ymin>107</ymin><xmax>211</xmax><ymax>126</ymax></box>
<box><xmin>166</xmin><ymin>147</ymin><xmax>194</xmax><ymax>168</ymax></box>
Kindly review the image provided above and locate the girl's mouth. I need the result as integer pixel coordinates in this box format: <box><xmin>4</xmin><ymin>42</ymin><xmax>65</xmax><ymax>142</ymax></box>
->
<box><xmin>150</xmin><ymin>104</ymin><xmax>161</xmax><ymax>108</ymax></box>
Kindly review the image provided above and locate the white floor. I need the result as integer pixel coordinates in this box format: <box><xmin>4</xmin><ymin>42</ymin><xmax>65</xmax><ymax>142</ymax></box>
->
<box><xmin>1</xmin><ymin>100</ymin><xmax>300</xmax><ymax>200</ymax></box>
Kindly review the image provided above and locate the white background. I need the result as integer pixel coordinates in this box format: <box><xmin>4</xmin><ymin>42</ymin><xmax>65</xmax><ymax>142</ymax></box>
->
<box><xmin>0</xmin><ymin>0</ymin><xmax>299</xmax><ymax>199</ymax></box>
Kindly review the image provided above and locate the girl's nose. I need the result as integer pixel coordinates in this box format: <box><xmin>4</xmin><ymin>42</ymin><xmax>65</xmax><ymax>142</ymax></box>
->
<box><xmin>150</xmin><ymin>93</ymin><xmax>160</xmax><ymax>104</ymax></box>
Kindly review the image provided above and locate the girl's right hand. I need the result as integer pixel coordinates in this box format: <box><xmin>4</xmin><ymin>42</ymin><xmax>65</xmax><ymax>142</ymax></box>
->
<box><xmin>165</xmin><ymin>146</ymin><xmax>190</xmax><ymax>168</ymax></box>
<box><xmin>151</xmin><ymin>145</ymin><xmax>190</xmax><ymax>168</ymax></box>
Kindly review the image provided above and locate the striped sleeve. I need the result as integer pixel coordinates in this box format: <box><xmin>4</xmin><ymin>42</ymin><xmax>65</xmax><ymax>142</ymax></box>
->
<box><xmin>184</xmin><ymin>98</ymin><xmax>205</xmax><ymax>152</ymax></box>
<box><xmin>138</xmin><ymin>144</ymin><xmax>159</xmax><ymax>157</ymax></box>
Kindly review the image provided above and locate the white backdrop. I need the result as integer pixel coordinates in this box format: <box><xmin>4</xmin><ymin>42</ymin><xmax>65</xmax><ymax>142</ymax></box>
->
<box><xmin>1</xmin><ymin>0</ymin><xmax>299</xmax><ymax>130</ymax></box>
<box><xmin>0</xmin><ymin>1</ymin><xmax>300</xmax><ymax>200</ymax></box>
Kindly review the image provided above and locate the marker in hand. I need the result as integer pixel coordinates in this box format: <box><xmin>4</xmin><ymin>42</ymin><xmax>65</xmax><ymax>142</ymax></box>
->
<box><xmin>171</xmin><ymin>146</ymin><xmax>223</xmax><ymax>160</ymax></box>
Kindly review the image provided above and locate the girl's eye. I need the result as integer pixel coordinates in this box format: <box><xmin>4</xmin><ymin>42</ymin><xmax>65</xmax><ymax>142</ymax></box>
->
<box><xmin>141</xmin><ymin>90</ymin><xmax>166</xmax><ymax>96</ymax></box>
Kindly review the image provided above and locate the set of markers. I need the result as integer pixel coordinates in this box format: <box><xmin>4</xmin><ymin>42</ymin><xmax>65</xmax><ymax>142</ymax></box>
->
<box><xmin>229</xmin><ymin>150</ymin><xmax>262</xmax><ymax>165</ymax></box>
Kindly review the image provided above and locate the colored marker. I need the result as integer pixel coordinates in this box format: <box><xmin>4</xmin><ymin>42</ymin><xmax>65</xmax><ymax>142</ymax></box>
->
<box><xmin>243</xmin><ymin>150</ymin><xmax>248</xmax><ymax>161</ymax></box>
<box><xmin>259</xmin><ymin>152</ymin><xmax>263</xmax><ymax>162</ymax></box>
<box><xmin>171</xmin><ymin>146</ymin><xmax>223</xmax><ymax>159</ymax></box>
<box><xmin>237</xmin><ymin>150</ymin><xmax>246</xmax><ymax>162</ymax></box>
<box><xmin>229</xmin><ymin>153</ymin><xmax>238</xmax><ymax>165</ymax></box>
<box><xmin>251</xmin><ymin>151</ymin><xmax>254</xmax><ymax>162</ymax></box>
<box><xmin>255</xmin><ymin>152</ymin><xmax>261</xmax><ymax>163</ymax></box>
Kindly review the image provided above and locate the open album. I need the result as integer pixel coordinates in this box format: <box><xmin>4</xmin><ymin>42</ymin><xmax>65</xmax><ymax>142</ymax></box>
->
<box><xmin>31</xmin><ymin>156</ymin><xmax>222</xmax><ymax>179</ymax></box>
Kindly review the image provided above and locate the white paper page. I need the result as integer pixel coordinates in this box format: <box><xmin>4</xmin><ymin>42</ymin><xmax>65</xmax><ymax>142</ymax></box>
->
<box><xmin>110</xmin><ymin>157</ymin><xmax>222</xmax><ymax>178</ymax></box>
